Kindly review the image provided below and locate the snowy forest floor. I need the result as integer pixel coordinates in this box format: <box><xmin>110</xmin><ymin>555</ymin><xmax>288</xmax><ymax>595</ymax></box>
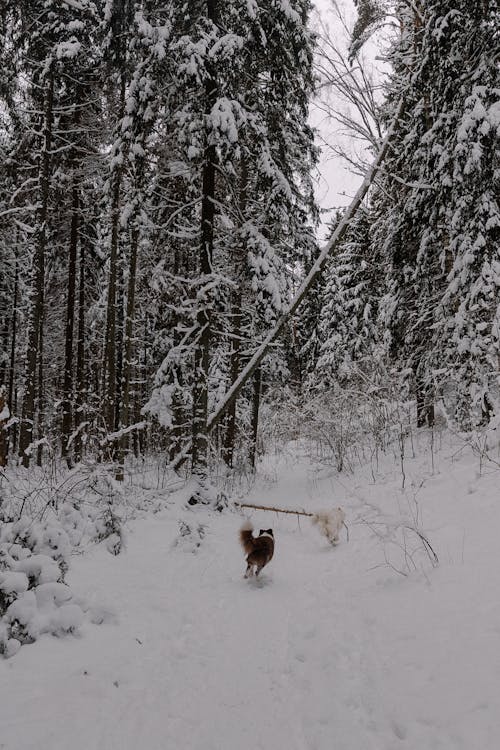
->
<box><xmin>2</xmin><ymin>427</ymin><xmax>500</xmax><ymax>750</ymax></box>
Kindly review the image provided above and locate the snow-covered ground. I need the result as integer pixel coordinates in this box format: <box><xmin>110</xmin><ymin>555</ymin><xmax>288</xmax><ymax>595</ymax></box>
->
<box><xmin>2</xmin><ymin>429</ymin><xmax>500</xmax><ymax>750</ymax></box>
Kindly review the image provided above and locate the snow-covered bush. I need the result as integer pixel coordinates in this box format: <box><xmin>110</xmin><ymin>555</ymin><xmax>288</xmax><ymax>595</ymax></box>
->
<box><xmin>0</xmin><ymin>518</ymin><xmax>83</xmax><ymax>658</ymax></box>
<box><xmin>173</xmin><ymin>520</ymin><xmax>207</xmax><ymax>553</ymax></box>
<box><xmin>92</xmin><ymin>499</ymin><xmax>124</xmax><ymax>556</ymax></box>
<box><xmin>260</xmin><ymin>377</ymin><xmax>416</xmax><ymax>476</ymax></box>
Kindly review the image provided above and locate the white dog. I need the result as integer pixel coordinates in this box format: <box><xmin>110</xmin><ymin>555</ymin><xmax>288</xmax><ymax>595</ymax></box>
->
<box><xmin>311</xmin><ymin>508</ymin><xmax>346</xmax><ymax>544</ymax></box>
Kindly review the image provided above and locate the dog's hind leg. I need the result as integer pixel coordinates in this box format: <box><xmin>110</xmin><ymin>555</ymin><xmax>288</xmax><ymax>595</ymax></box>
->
<box><xmin>244</xmin><ymin>561</ymin><xmax>254</xmax><ymax>578</ymax></box>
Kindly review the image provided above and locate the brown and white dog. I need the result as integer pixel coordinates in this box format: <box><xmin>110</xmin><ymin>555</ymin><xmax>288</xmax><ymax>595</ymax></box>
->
<box><xmin>239</xmin><ymin>521</ymin><xmax>274</xmax><ymax>578</ymax></box>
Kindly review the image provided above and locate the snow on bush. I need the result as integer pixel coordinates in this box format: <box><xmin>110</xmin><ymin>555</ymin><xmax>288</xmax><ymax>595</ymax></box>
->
<box><xmin>58</xmin><ymin>495</ymin><xmax>125</xmax><ymax>554</ymax></box>
<box><xmin>173</xmin><ymin>520</ymin><xmax>207</xmax><ymax>553</ymax></box>
<box><xmin>91</xmin><ymin>499</ymin><xmax>124</xmax><ymax>556</ymax></box>
<box><xmin>0</xmin><ymin>458</ymin><xmax>181</xmax><ymax>658</ymax></box>
<box><xmin>0</xmin><ymin>518</ymin><xmax>83</xmax><ymax>658</ymax></box>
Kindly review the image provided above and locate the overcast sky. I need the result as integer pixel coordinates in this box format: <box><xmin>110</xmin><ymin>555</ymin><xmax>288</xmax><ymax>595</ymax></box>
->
<box><xmin>311</xmin><ymin>0</ymin><xmax>375</xmax><ymax>238</ymax></box>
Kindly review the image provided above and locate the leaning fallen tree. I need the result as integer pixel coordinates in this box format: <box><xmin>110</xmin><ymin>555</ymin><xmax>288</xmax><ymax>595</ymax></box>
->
<box><xmin>170</xmin><ymin>99</ymin><xmax>405</xmax><ymax>472</ymax></box>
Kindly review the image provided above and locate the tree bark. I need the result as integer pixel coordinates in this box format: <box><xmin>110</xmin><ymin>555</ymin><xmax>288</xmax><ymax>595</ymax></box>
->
<box><xmin>103</xmin><ymin>167</ymin><xmax>121</xmax><ymax>434</ymax></box>
<box><xmin>61</xmin><ymin>181</ymin><xmax>79</xmax><ymax>466</ymax></box>
<box><xmin>249</xmin><ymin>366</ymin><xmax>261</xmax><ymax>469</ymax></box>
<box><xmin>19</xmin><ymin>69</ymin><xmax>53</xmax><ymax>467</ymax></box>
<box><xmin>103</xmin><ymin>74</ymin><xmax>126</xmax><ymax>438</ymax></box>
<box><xmin>36</xmin><ymin>305</ymin><xmax>44</xmax><ymax>467</ymax></box>
<box><xmin>0</xmin><ymin>387</ymin><xmax>8</xmax><ymax>468</ymax></box>
<box><xmin>116</xmin><ymin>223</ymin><xmax>139</xmax><ymax>480</ymax></box>
<box><xmin>416</xmin><ymin>383</ymin><xmax>435</xmax><ymax>428</ymax></box>
<box><xmin>7</xmin><ymin>252</ymin><xmax>18</xmax><ymax>457</ymax></box>
<box><xmin>222</xmin><ymin>158</ymin><xmax>248</xmax><ymax>467</ymax></box>
<box><xmin>191</xmin><ymin>0</ymin><xmax>218</xmax><ymax>478</ymax></box>
<box><xmin>74</xmin><ymin>234</ymin><xmax>86</xmax><ymax>463</ymax></box>
<box><xmin>114</xmin><ymin>255</ymin><xmax>125</xmax><ymax>435</ymax></box>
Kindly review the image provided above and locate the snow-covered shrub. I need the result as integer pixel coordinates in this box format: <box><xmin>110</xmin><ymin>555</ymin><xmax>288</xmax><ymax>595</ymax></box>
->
<box><xmin>59</xmin><ymin>500</ymin><xmax>92</xmax><ymax>546</ymax></box>
<box><xmin>260</xmin><ymin>384</ymin><xmax>400</xmax><ymax>473</ymax></box>
<box><xmin>92</xmin><ymin>500</ymin><xmax>124</xmax><ymax>555</ymax></box>
<box><xmin>57</xmin><ymin>472</ymin><xmax>126</xmax><ymax>554</ymax></box>
<box><xmin>173</xmin><ymin>520</ymin><xmax>207</xmax><ymax>553</ymax></box>
<box><xmin>0</xmin><ymin>518</ymin><xmax>83</xmax><ymax>657</ymax></box>
<box><xmin>10</xmin><ymin>516</ymin><xmax>71</xmax><ymax>581</ymax></box>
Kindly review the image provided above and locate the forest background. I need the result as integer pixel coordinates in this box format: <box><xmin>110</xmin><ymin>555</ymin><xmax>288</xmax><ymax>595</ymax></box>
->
<box><xmin>0</xmin><ymin>0</ymin><xmax>498</xmax><ymax>486</ymax></box>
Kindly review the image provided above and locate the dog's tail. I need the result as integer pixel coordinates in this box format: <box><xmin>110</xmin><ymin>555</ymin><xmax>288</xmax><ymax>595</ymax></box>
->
<box><xmin>239</xmin><ymin>521</ymin><xmax>255</xmax><ymax>555</ymax></box>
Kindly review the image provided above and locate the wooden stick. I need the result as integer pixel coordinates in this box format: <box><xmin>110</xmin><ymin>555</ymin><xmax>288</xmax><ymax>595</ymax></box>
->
<box><xmin>235</xmin><ymin>501</ymin><xmax>314</xmax><ymax>517</ymax></box>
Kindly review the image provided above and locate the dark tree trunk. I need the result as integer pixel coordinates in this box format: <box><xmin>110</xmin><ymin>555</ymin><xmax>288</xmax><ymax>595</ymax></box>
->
<box><xmin>115</xmin><ymin>225</ymin><xmax>138</xmax><ymax>480</ymax></box>
<box><xmin>117</xmin><ymin>140</ymin><xmax>146</xmax><ymax>477</ymax></box>
<box><xmin>191</xmin><ymin>0</ymin><xmax>218</xmax><ymax>478</ymax></box>
<box><xmin>0</xmin><ymin>314</ymin><xmax>8</xmax><ymax>387</ymax></box>
<box><xmin>103</xmin><ymin>74</ymin><xmax>126</xmax><ymax>437</ymax></box>
<box><xmin>222</xmin><ymin>158</ymin><xmax>248</xmax><ymax>468</ymax></box>
<box><xmin>169</xmin><ymin>330</ymin><xmax>187</xmax><ymax>465</ymax></box>
<box><xmin>221</xmin><ymin>321</ymin><xmax>241</xmax><ymax>468</ymax></box>
<box><xmin>249</xmin><ymin>367</ymin><xmax>261</xmax><ymax>469</ymax></box>
<box><xmin>19</xmin><ymin>70</ymin><xmax>53</xmax><ymax>467</ymax></box>
<box><xmin>169</xmin><ymin>222</ymin><xmax>188</xmax><ymax>463</ymax></box>
<box><xmin>115</xmin><ymin>256</ymin><xmax>125</xmax><ymax>434</ymax></box>
<box><xmin>0</xmin><ymin>387</ymin><xmax>8</xmax><ymax>468</ymax></box>
<box><xmin>7</xmin><ymin>253</ymin><xmax>18</xmax><ymax>456</ymax></box>
<box><xmin>74</xmin><ymin>236</ymin><xmax>86</xmax><ymax>463</ymax></box>
<box><xmin>416</xmin><ymin>370</ymin><xmax>434</xmax><ymax>428</ymax></box>
<box><xmin>36</xmin><ymin>306</ymin><xmax>44</xmax><ymax>467</ymax></box>
<box><xmin>416</xmin><ymin>393</ymin><xmax>434</xmax><ymax>428</ymax></box>
<box><xmin>61</xmin><ymin>182</ymin><xmax>79</xmax><ymax>466</ymax></box>
<box><xmin>103</xmin><ymin>169</ymin><xmax>121</xmax><ymax>434</ymax></box>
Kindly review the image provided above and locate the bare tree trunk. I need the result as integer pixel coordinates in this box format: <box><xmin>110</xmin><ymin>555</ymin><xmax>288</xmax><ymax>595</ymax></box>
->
<box><xmin>169</xmin><ymin>347</ymin><xmax>187</xmax><ymax>463</ymax></box>
<box><xmin>117</xmin><ymin>138</ymin><xmax>147</xmax><ymax>477</ymax></box>
<box><xmin>138</xmin><ymin>315</ymin><xmax>150</xmax><ymax>458</ymax></box>
<box><xmin>103</xmin><ymin>75</ymin><xmax>126</xmax><ymax>439</ymax></box>
<box><xmin>222</xmin><ymin>316</ymin><xmax>241</xmax><ymax>468</ymax></box>
<box><xmin>36</xmin><ymin>306</ymin><xmax>44</xmax><ymax>467</ymax></box>
<box><xmin>415</xmin><ymin>364</ymin><xmax>435</xmax><ymax>428</ymax></box>
<box><xmin>416</xmin><ymin>384</ymin><xmax>434</xmax><ymax>427</ymax></box>
<box><xmin>0</xmin><ymin>313</ymin><xmax>8</xmax><ymax>387</ymax></box>
<box><xmin>0</xmin><ymin>387</ymin><xmax>8</xmax><ymax>468</ymax></box>
<box><xmin>191</xmin><ymin>0</ymin><xmax>218</xmax><ymax>478</ymax></box>
<box><xmin>7</xmin><ymin>252</ymin><xmax>18</xmax><ymax>457</ymax></box>
<box><xmin>249</xmin><ymin>366</ymin><xmax>261</xmax><ymax>469</ymax></box>
<box><xmin>115</xmin><ymin>256</ymin><xmax>125</xmax><ymax>434</ymax></box>
<box><xmin>169</xmin><ymin>240</ymin><xmax>188</xmax><ymax>462</ymax></box>
<box><xmin>74</xmin><ymin>235</ymin><xmax>86</xmax><ymax>463</ymax></box>
<box><xmin>19</xmin><ymin>70</ymin><xmax>53</xmax><ymax>467</ymax></box>
<box><xmin>122</xmin><ymin>225</ymin><xmax>139</xmax><ymax>427</ymax></box>
<box><xmin>61</xmin><ymin>182</ymin><xmax>79</xmax><ymax>466</ymax></box>
<box><xmin>222</xmin><ymin>158</ymin><xmax>248</xmax><ymax>468</ymax></box>
<box><xmin>192</xmin><ymin>320</ymin><xmax>211</xmax><ymax>476</ymax></box>
<box><xmin>115</xmin><ymin>224</ymin><xmax>138</xmax><ymax>480</ymax></box>
<box><xmin>103</xmin><ymin>169</ymin><xmax>121</xmax><ymax>434</ymax></box>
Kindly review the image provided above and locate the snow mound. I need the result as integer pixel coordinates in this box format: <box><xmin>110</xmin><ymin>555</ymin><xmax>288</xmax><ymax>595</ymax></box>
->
<box><xmin>0</xmin><ymin>519</ymin><xmax>84</xmax><ymax>657</ymax></box>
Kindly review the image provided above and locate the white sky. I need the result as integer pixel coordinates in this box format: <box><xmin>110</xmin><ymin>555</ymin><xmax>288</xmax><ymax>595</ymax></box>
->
<box><xmin>311</xmin><ymin>0</ymin><xmax>381</xmax><ymax>238</ymax></box>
